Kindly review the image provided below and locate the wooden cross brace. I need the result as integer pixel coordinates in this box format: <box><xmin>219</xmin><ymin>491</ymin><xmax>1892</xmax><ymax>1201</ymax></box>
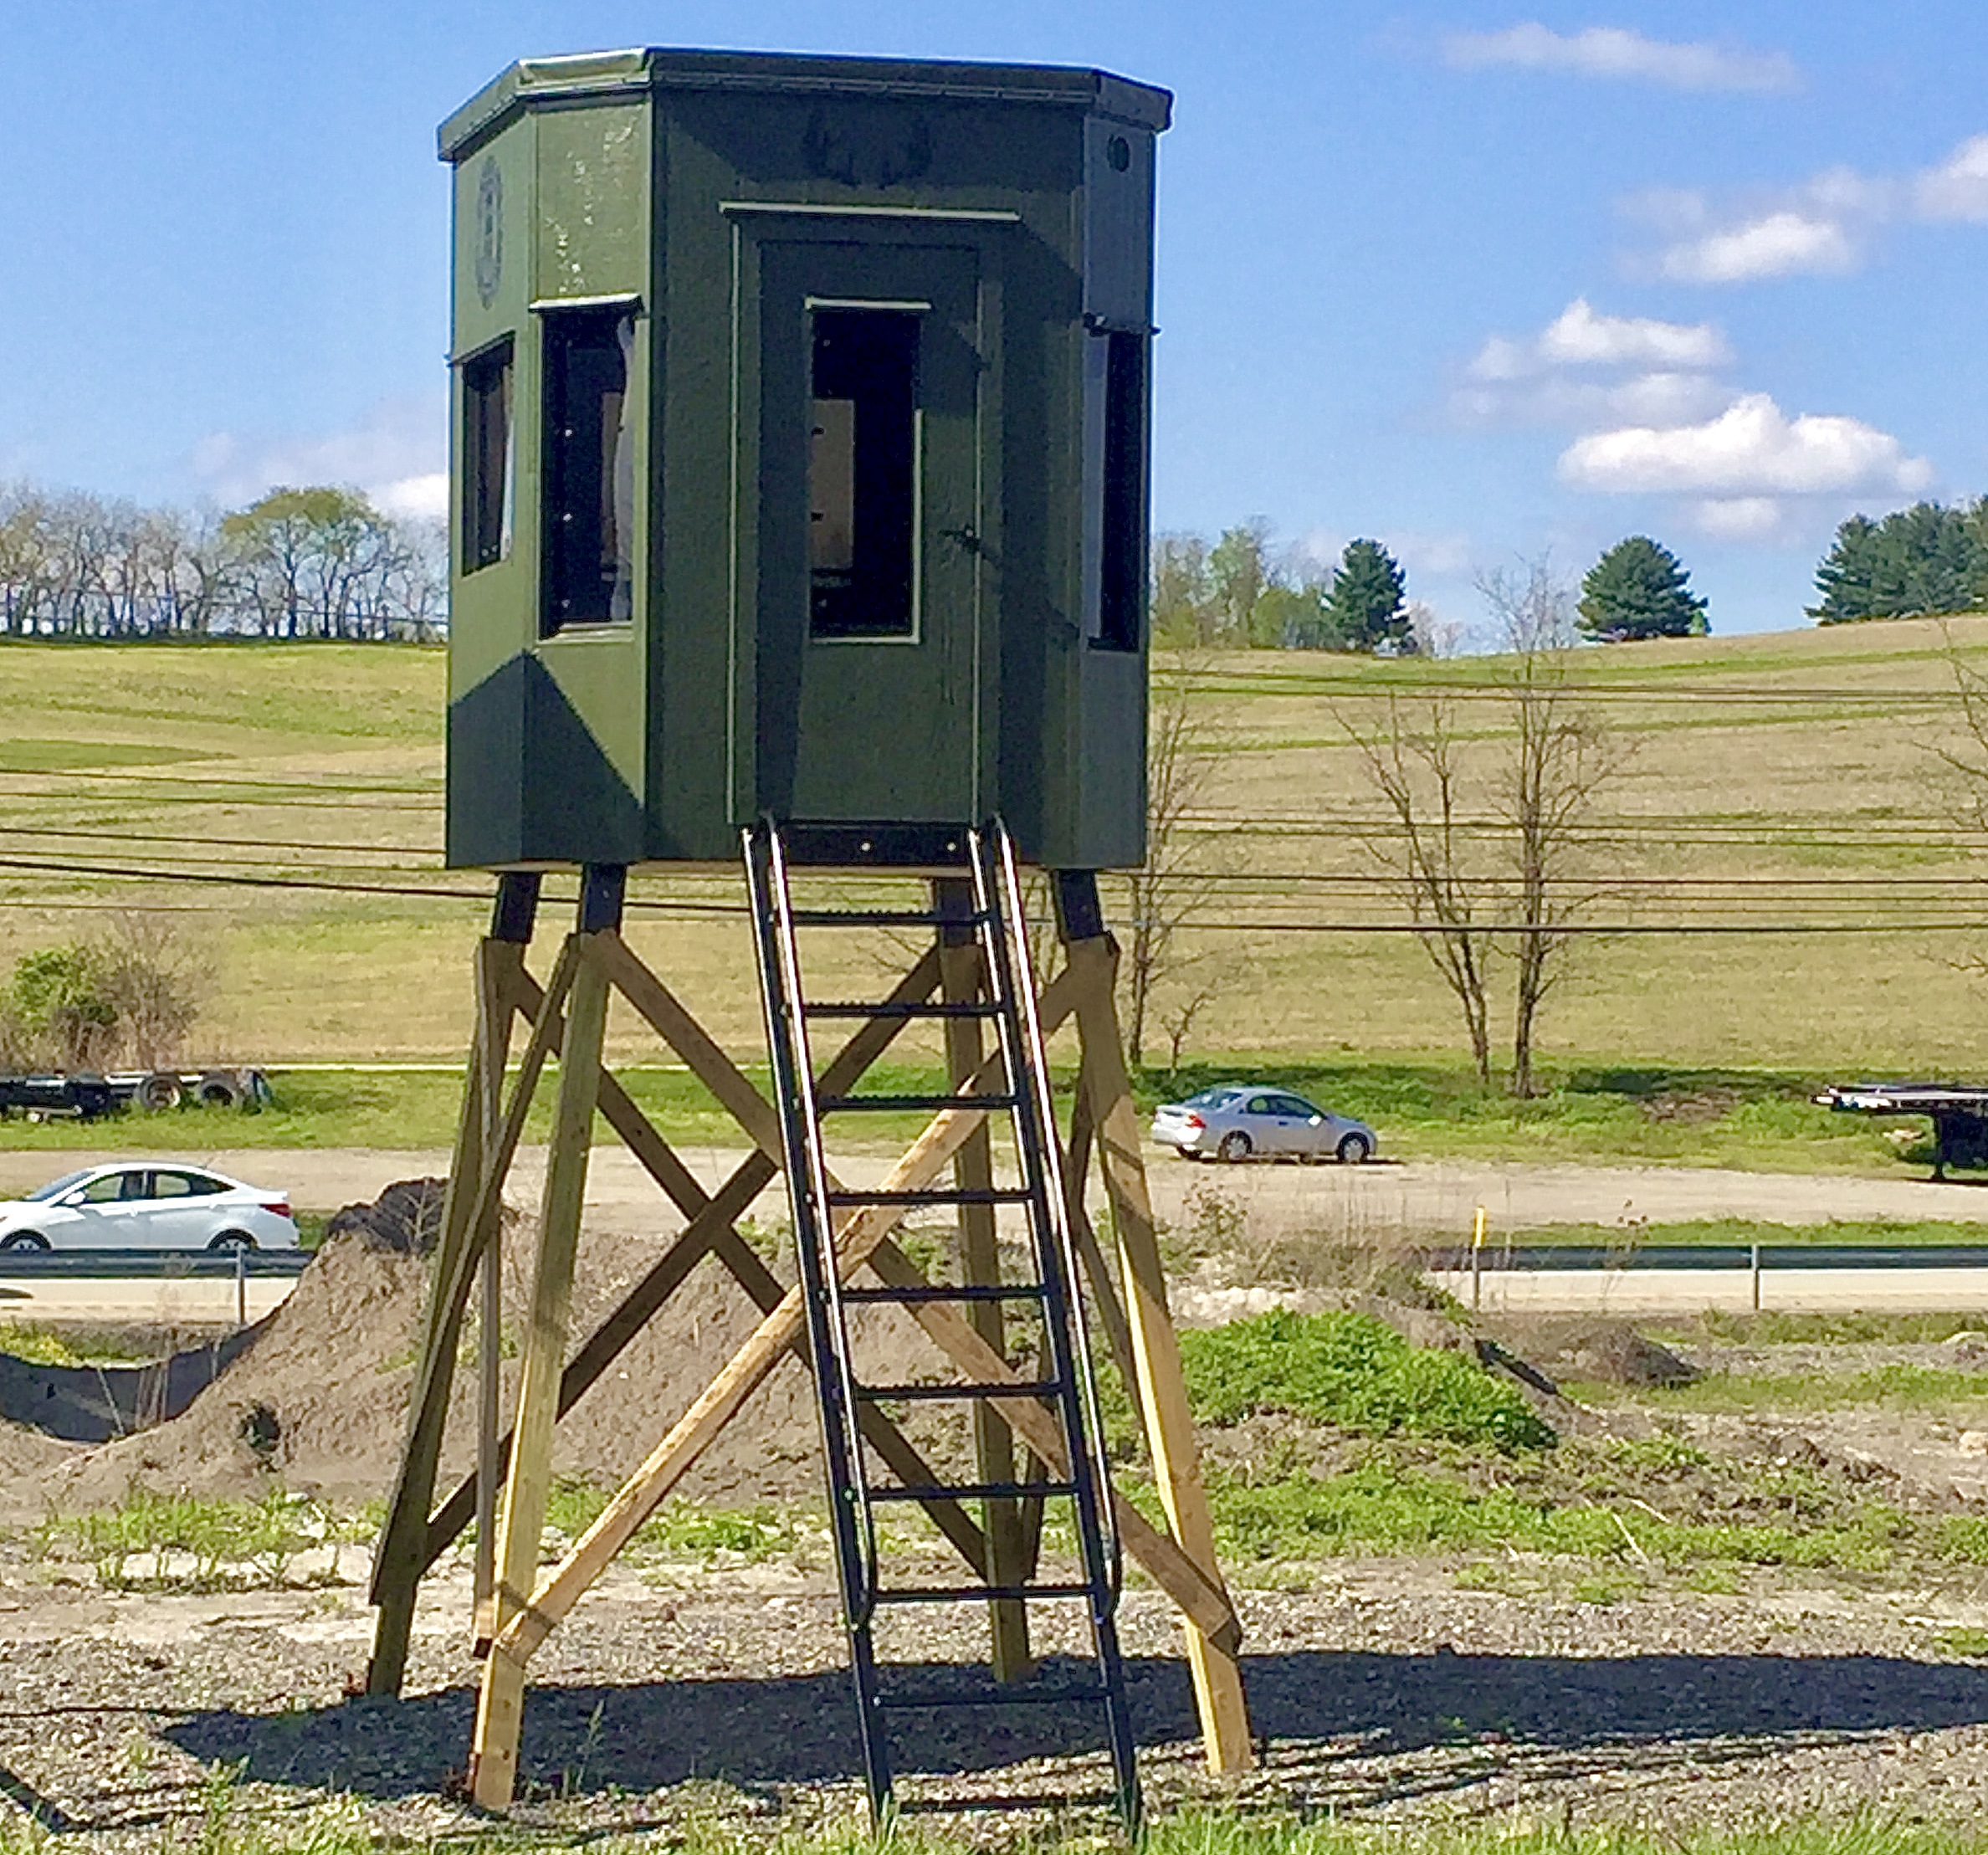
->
<box><xmin>366</xmin><ymin>916</ymin><xmax>1252</xmax><ymax>1811</ymax></box>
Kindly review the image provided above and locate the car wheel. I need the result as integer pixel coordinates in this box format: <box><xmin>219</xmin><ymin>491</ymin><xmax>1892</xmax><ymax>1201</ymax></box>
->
<box><xmin>1337</xmin><ymin>1132</ymin><xmax>1372</xmax><ymax>1165</ymax></box>
<box><xmin>208</xmin><ymin>1231</ymin><xmax>257</xmax><ymax>1253</ymax></box>
<box><xmin>1217</xmin><ymin>1131</ymin><xmax>1252</xmax><ymax>1163</ymax></box>
<box><xmin>197</xmin><ymin>1073</ymin><xmax>244</xmax><ymax>1109</ymax></box>
<box><xmin>1</xmin><ymin>1232</ymin><xmax>50</xmax><ymax>1252</ymax></box>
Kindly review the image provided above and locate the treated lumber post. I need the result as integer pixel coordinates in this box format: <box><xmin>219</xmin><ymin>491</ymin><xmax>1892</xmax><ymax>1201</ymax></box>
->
<box><xmin>936</xmin><ymin>879</ymin><xmax>1030</xmax><ymax>1680</ymax></box>
<box><xmin>1056</xmin><ymin>872</ymin><xmax>1255</xmax><ymax>1774</ymax></box>
<box><xmin>472</xmin><ymin>933</ymin><xmax>515</xmax><ymax>1648</ymax></box>
<box><xmin>472</xmin><ymin>871</ymin><xmax>620</xmax><ymax>1809</ymax></box>
<box><xmin>367</xmin><ymin>874</ymin><xmax>537</xmax><ymax>1697</ymax></box>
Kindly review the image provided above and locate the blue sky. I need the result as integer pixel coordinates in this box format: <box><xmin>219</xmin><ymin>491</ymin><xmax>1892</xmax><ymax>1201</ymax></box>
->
<box><xmin>2</xmin><ymin>2</ymin><xmax>1984</xmax><ymax>635</ymax></box>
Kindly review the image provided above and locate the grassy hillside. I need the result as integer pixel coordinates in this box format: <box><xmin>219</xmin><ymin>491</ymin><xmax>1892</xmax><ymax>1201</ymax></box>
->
<box><xmin>1</xmin><ymin>623</ymin><xmax>1985</xmax><ymax>1096</ymax></box>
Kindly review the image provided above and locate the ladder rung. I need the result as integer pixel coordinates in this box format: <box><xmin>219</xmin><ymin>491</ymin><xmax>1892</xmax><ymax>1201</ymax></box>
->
<box><xmin>874</xmin><ymin>1685</ymin><xmax>1108</xmax><ymax>1710</ymax></box>
<box><xmin>843</xmin><ymin>1284</ymin><xmax>1046</xmax><ymax>1305</ymax></box>
<box><xmin>868</xmin><ymin>1482</ymin><xmax>1075</xmax><ymax>1503</ymax></box>
<box><xmin>806</xmin><ymin>1002</ymin><xmax>1002</xmax><ymax>1021</ymax></box>
<box><xmin>828</xmin><ymin>1188</ymin><xmax>1032</xmax><ymax>1207</ymax></box>
<box><xmin>787</xmin><ymin>908</ymin><xmax>979</xmax><ymax>928</ymax></box>
<box><xmin>858</xmin><ymin>1380</ymin><xmax>1060</xmax><ymax>1403</ymax></box>
<box><xmin>818</xmin><ymin>1092</ymin><xmax>1019</xmax><ymax>1114</ymax></box>
<box><xmin>874</xmin><ymin>1582</ymin><xmax>1095</xmax><ymax>1605</ymax></box>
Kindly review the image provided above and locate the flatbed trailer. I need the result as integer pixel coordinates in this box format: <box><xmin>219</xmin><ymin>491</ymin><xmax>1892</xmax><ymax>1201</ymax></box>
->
<box><xmin>0</xmin><ymin>1068</ymin><xmax>270</xmax><ymax>1121</ymax></box>
<box><xmin>1815</xmin><ymin>1082</ymin><xmax>1988</xmax><ymax>1178</ymax></box>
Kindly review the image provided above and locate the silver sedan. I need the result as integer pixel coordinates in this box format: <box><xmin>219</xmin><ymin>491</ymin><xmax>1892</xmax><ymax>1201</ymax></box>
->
<box><xmin>1150</xmin><ymin>1085</ymin><xmax>1377</xmax><ymax>1165</ymax></box>
<box><xmin>0</xmin><ymin>1164</ymin><xmax>300</xmax><ymax>1252</ymax></box>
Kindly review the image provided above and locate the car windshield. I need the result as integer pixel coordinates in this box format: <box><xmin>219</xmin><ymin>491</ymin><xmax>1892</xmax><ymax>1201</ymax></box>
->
<box><xmin>1180</xmin><ymin>1088</ymin><xmax>1247</xmax><ymax>1108</ymax></box>
<box><xmin>23</xmin><ymin>1168</ymin><xmax>96</xmax><ymax>1203</ymax></box>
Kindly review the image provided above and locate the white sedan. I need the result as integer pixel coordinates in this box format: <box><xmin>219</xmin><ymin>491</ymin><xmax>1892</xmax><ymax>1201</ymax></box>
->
<box><xmin>0</xmin><ymin>1165</ymin><xmax>300</xmax><ymax>1253</ymax></box>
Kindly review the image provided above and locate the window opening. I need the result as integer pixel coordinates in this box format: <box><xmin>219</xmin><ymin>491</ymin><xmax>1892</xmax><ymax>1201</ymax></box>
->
<box><xmin>1094</xmin><ymin>329</ymin><xmax>1146</xmax><ymax>653</ymax></box>
<box><xmin>461</xmin><ymin>340</ymin><xmax>513</xmax><ymax>574</ymax></box>
<box><xmin>809</xmin><ymin>308</ymin><xmax>920</xmax><ymax>641</ymax></box>
<box><xmin>541</xmin><ymin>309</ymin><xmax>634</xmax><ymax>634</ymax></box>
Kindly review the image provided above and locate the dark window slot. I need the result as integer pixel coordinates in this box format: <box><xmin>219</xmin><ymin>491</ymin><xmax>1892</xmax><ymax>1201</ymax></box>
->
<box><xmin>461</xmin><ymin>341</ymin><xmax>512</xmax><ymax>575</ymax></box>
<box><xmin>809</xmin><ymin>308</ymin><xmax>919</xmax><ymax>642</ymax></box>
<box><xmin>1094</xmin><ymin>330</ymin><xmax>1145</xmax><ymax>653</ymax></box>
<box><xmin>541</xmin><ymin>309</ymin><xmax>634</xmax><ymax>636</ymax></box>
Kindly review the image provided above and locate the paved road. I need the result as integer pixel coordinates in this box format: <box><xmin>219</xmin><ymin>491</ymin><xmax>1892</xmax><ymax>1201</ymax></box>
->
<box><xmin>1425</xmin><ymin>1266</ymin><xmax>1988</xmax><ymax>1316</ymax></box>
<box><xmin>2</xmin><ymin>1145</ymin><xmax>1981</xmax><ymax>1237</ymax></box>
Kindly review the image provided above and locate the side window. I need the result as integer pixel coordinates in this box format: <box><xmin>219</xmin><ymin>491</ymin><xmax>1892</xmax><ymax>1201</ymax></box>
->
<box><xmin>1276</xmin><ymin>1096</ymin><xmax>1318</xmax><ymax>1119</ymax></box>
<box><xmin>1084</xmin><ymin>328</ymin><xmax>1148</xmax><ymax>653</ymax></box>
<box><xmin>151</xmin><ymin>1172</ymin><xmax>211</xmax><ymax>1199</ymax></box>
<box><xmin>1245</xmin><ymin>1096</ymin><xmax>1275</xmax><ymax>1116</ymax></box>
<box><xmin>178</xmin><ymin>1173</ymin><xmax>227</xmax><ymax>1197</ymax></box>
<box><xmin>809</xmin><ymin>307</ymin><xmax>920</xmax><ymax>642</ymax></box>
<box><xmin>79</xmin><ymin>1174</ymin><xmax>127</xmax><ymax>1205</ymax></box>
<box><xmin>461</xmin><ymin>339</ymin><xmax>514</xmax><ymax>574</ymax></box>
<box><xmin>541</xmin><ymin>307</ymin><xmax>636</xmax><ymax>635</ymax></box>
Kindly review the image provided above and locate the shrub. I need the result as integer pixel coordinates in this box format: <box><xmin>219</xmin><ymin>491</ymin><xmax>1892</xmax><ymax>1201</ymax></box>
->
<box><xmin>1178</xmin><ymin>1309</ymin><xmax>1555</xmax><ymax>1453</ymax></box>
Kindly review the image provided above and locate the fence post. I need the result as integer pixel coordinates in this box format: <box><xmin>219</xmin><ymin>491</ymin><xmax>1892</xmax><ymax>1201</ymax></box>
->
<box><xmin>236</xmin><ymin>1246</ymin><xmax>247</xmax><ymax>1329</ymax></box>
<box><xmin>1750</xmin><ymin>1241</ymin><xmax>1761</xmax><ymax>1314</ymax></box>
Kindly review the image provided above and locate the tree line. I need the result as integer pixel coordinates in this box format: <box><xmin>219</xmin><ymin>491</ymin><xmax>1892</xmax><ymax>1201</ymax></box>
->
<box><xmin>0</xmin><ymin>481</ymin><xmax>447</xmax><ymax>642</ymax></box>
<box><xmin>1811</xmin><ymin>499</ymin><xmax>1988</xmax><ymax>625</ymax></box>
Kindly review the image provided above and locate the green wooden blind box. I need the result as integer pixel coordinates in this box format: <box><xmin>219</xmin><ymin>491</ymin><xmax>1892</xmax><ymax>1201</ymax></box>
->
<box><xmin>440</xmin><ymin>48</ymin><xmax>1168</xmax><ymax>872</ymax></box>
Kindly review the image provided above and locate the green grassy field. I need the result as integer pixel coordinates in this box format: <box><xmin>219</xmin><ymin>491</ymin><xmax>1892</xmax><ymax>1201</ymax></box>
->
<box><xmin>3</xmin><ymin>623</ymin><xmax>1987</xmax><ymax>1165</ymax></box>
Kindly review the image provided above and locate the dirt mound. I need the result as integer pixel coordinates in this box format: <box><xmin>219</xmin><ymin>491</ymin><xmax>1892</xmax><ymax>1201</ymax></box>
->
<box><xmin>40</xmin><ymin>1213</ymin><xmax>961</xmax><ymax>1514</ymax></box>
<box><xmin>324</xmin><ymin>1177</ymin><xmax>448</xmax><ymax>1256</ymax></box>
<box><xmin>1512</xmin><ymin>1319</ymin><xmax>1699</xmax><ymax>1389</ymax></box>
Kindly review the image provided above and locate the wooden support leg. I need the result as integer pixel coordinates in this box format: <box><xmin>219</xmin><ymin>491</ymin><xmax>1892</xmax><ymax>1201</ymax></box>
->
<box><xmin>368</xmin><ymin>874</ymin><xmax>539</xmax><ymax>1697</ymax></box>
<box><xmin>937</xmin><ymin>883</ymin><xmax>1030</xmax><ymax>1681</ymax></box>
<box><xmin>473</xmin><ymin>940</ymin><xmax>512</xmax><ymax>1649</ymax></box>
<box><xmin>1058</xmin><ymin>880</ymin><xmax>1256</xmax><ymax>1774</ymax></box>
<box><xmin>472</xmin><ymin>894</ymin><xmax>616</xmax><ymax>1809</ymax></box>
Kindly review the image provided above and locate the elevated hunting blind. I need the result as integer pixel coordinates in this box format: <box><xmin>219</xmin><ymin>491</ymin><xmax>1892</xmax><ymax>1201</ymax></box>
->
<box><xmin>379</xmin><ymin>49</ymin><xmax>1253</xmax><ymax>1824</ymax></box>
<box><xmin>442</xmin><ymin>47</ymin><xmax>1167</xmax><ymax>870</ymax></box>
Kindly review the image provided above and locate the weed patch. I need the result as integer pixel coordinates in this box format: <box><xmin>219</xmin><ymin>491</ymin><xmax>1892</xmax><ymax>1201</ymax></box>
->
<box><xmin>1177</xmin><ymin>1309</ymin><xmax>1555</xmax><ymax>1453</ymax></box>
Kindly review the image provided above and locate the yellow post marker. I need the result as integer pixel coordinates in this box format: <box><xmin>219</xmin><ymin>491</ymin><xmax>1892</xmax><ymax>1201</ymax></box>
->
<box><xmin>1472</xmin><ymin>1206</ymin><xmax>1487</xmax><ymax>1312</ymax></box>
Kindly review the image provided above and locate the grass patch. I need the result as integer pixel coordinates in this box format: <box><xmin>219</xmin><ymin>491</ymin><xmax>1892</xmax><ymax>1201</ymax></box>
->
<box><xmin>33</xmin><ymin>1489</ymin><xmax>373</xmax><ymax>1590</ymax></box>
<box><xmin>542</xmin><ymin>1478</ymin><xmax>802</xmax><ymax>1565</ymax></box>
<box><xmin>1651</xmin><ymin>1310</ymin><xmax>1988</xmax><ymax>1346</ymax></box>
<box><xmin>1172</xmin><ymin>1309</ymin><xmax>1555</xmax><ymax>1453</ymax></box>
<box><xmin>1504</xmin><ymin>1218</ymin><xmax>1988</xmax><ymax>1250</ymax></box>
<box><xmin>1591</xmin><ymin>1364</ymin><xmax>1988</xmax><ymax>1416</ymax></box>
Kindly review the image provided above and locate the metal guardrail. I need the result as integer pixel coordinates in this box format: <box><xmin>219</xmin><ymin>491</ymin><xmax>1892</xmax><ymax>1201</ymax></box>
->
<box><xmin>0</xmin><ymin>1248</ymin><xmax>313</xmax><ymax>1280</ymax></box>
<box><xmin>1423</xmin><ymin>1243</ymin><xmax>1988</xmax><ymax>1273</ymax></box>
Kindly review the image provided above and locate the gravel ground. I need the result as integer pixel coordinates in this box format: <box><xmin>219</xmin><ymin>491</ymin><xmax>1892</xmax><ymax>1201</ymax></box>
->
<box><xmin>6</xmin><ymin>1547</ymin><xmax>1988</xmax><ymax>1846</ymax></box>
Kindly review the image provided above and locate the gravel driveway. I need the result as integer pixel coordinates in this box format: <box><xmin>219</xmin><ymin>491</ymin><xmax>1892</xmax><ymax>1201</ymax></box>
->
<box><xmin>5</xmin><ymin>1552</ymin><xmax>1988</xmax><ymax>1844</ymax></box>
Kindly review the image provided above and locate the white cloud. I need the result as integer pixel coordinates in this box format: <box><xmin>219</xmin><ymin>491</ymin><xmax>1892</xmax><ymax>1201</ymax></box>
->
<box><xmin>191</xmin><ymin>394</ymin><xmax>446</xmax><ymax>518</ymax></box>
<box><xmin>1457</xmin><ymin>300</ymin><xmax>1731</xmax><ymax>432</ymax></box>
<box><xmin>1628</xmin><ymin>135</ymin><xmax>1988</xmax><ymax>284</ymax></box>
<box><xmin>1533</xmin><ymin>297</ymin><xmax>1731</xmax><ymax>370</ymax></box>
<box><xmin>1691</xmin><ymin>497</ymin><xmax>1786</xmax><ymax>541</ymax></box>
<box><xmin>1558</xmin><ymin>393</ymin><xmax>1933</xmax><ymax>499</ymax></box>
<box><xmin>1658</xmin><ymin>210</ymin><xmax>1858</xmax><ymax>283</ymax></box>
<box><xmin>1442</xmin><ymin>23</ymin><xmax>1800</xmax><ymax>93</ymax></box>
<box><xmin>1916</xmin><ymin>134</ymin><xmax>1988</xmax><ymax>223</ymax></box>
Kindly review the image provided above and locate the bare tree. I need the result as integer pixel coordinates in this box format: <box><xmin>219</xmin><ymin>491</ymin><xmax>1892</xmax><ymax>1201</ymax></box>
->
<box><xmin>1345</xmin><ymin>561</ymin><xmax>1622</xmax><ymax>1094</ymax></box>
<box><xmin>1115</xmin><ymin>650</ymin><xmax>1226</xmax><ymax>1069</ymax></box>
<box><xmin>1481</xmin><ymin>563</ymin><xmax>1623</xmax><ymax>1097</ymax></box>
<box><xmin>1343</xmin><ymin>693</ymin><xmax>1496</xmax><ymax>1083</ymax></box>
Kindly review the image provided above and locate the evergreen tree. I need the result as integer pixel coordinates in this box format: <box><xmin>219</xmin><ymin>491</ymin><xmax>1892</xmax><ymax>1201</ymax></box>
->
<box><xmin>1811</xmin><ymin>500</ymin><xmax>1988</xmax><ymax>624</ymax></box>
<box><xmin>1576</xmin><ymin>536</ymin><xmax>1709</xmax><ymax>642</ymax></box>
<box><xmin>1324</xmin><ymin>539</ymin><xmax>1412</xmax><ymax>653</ymax></box>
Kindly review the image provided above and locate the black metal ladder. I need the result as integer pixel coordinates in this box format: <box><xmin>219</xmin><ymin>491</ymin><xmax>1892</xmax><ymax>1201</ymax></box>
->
<box><xmin>744</xmin><ymin>818</ymin><xmax>1140</xmax><ymax>1831</ymax></box>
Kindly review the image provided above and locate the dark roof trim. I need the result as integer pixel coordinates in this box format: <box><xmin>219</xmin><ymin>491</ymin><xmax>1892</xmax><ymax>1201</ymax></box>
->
<box><xmin>440</xmin><ymin>47</ymin><xmax>1171</xmax><ymax>161</ymax></box>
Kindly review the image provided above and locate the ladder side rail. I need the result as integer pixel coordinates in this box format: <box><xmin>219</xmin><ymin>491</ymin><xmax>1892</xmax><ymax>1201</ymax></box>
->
<box><xmin>764</xmin><ymin>826</ymin><xmax>888</xmax><ymax>1626</ymax></box>
<box><xmin>975</xmin><ymin>822</ymin><xmax>1143</xmax><ymax>1834</ymax></box>
<box><xmin>744</xmin><ymin>829</ymin><xmax>881</xmax><ymax>1638</ymax></box>
<box><xmin>976</xmin><ymin>826</ymin><xmax>1125</xmax><ymax>1605</ymax></box>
